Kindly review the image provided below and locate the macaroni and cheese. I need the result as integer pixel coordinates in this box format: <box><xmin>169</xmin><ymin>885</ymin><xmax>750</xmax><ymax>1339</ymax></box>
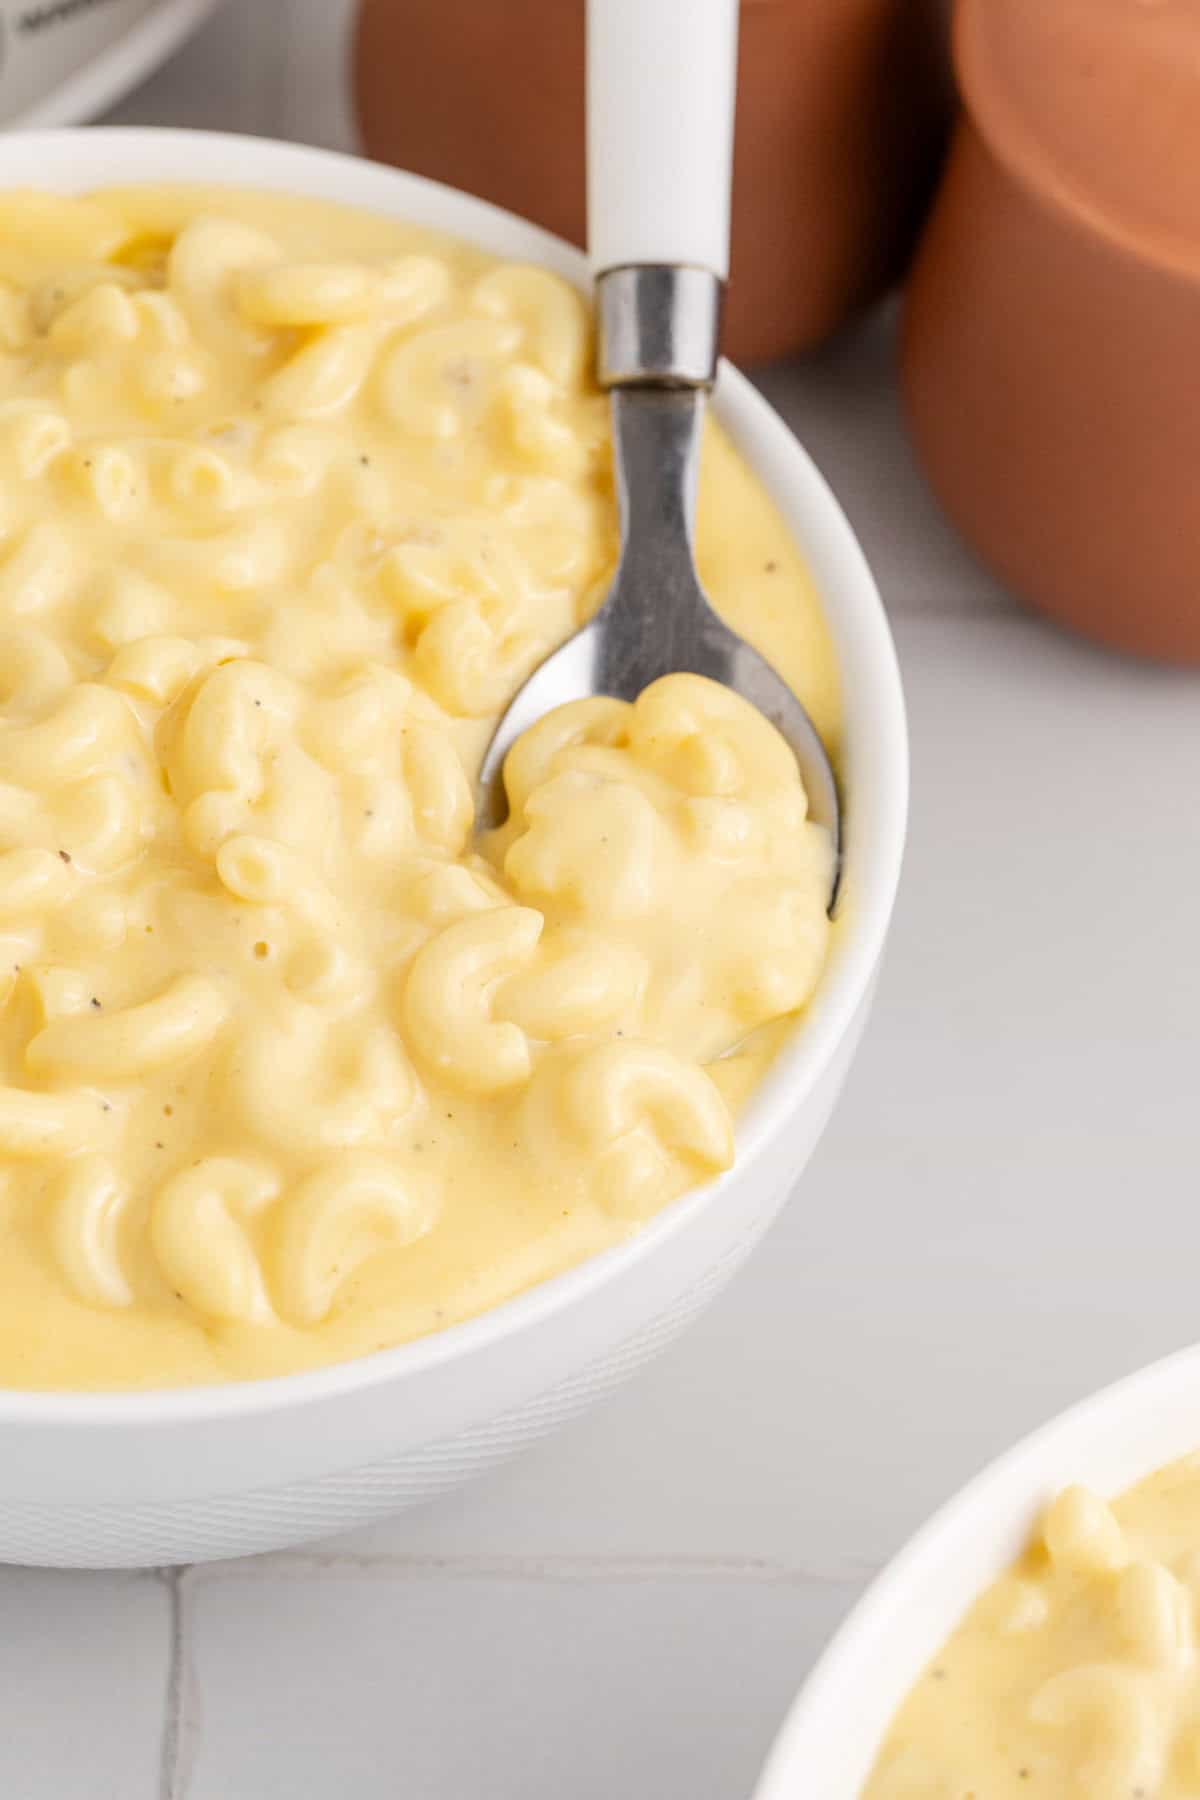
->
<box><xmin>0</xmin><ymin>185</ymin><xmax>838</xmax><ymax>1388</ymax></box>
<box><xmin>866</xmin><ymin>1462</ymin><xmax>1200</xmax><ymax>1797</ymax></box>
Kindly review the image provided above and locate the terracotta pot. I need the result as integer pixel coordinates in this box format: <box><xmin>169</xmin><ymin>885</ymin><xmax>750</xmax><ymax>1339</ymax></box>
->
<box><xmin>354</xmin><ymin>0</ymin><xmax>951</xmax><ymax>367</ymax></box>
<box><xmin>904</xmin><ymin>0</ymin><xmax>1200</xmax><ymax>664</ymax></box>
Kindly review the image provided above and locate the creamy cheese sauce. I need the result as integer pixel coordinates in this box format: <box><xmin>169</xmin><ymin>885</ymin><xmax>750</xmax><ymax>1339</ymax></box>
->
<box><xmin>0</xmin><ymin>185</ymin><xmax>839</xmax><ymax>1389</ymax></box>
<box><xmin>866</xmin><ymin>1462</ymin><xmax>1200</xmax><ymax>1797</ymax></box>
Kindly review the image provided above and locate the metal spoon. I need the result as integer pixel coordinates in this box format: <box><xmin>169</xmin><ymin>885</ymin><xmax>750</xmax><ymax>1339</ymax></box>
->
<box><xmin>477</xmin><ymin>0</ymin><xmax>840</xmax><ymax>898</ymax></box>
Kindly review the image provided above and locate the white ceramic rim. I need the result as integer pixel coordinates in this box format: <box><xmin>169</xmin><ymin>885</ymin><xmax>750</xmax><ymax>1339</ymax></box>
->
<box><xmin>2</xmin><ymin>0</ymin><xmax>228</xmax><ymax>131</ymax></box>
<box><xmin>0</xmin><ymin>127</ymin><xmax>907</xmax><ymax>1427</ymax></box>
<box><xmin>755</xmin><ymin>1341</ymin><xmax>1200</xmax><ymax>1798</ymax></box>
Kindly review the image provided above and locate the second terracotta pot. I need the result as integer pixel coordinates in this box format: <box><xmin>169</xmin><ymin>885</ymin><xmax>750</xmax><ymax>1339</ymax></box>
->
<box><xmin>904</xmin><ymin>0</ymin><xmax>1200</xmax><ymax>664</ymax></box>
<box><xmin>354</xmin><ymin>0</ymin><xmax>951</xmax><ymax>366</ymax></box>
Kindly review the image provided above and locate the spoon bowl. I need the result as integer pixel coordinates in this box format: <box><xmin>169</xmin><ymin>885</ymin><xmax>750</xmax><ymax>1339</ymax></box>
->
<box><xmin>476</xmin><ymin>384</ymin><xmax>842</xmax><ymax>889</ymax></box>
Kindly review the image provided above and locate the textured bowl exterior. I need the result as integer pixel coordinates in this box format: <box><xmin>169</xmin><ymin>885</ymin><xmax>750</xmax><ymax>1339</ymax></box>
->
<box><xmin>1</xmin><ymin>1248</ymin><xmax>753</xmax><ymax>1566</ymax></box>
<box><xmin>0</xmin><ymin>131</ymin><xmax>906</xmax><ymax>1569</ymax></box>
<box><xmin>754</xmin><ymin>1345</ymin><xmax>1200</xmax><ymax>1798</ymax></box>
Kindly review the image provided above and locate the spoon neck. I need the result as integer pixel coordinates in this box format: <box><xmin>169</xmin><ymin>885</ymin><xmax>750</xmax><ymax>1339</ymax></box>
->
<box><xmin>609</xmin><ymin>385</ymin><xmax>706</xmax><ymax>579</ymax></box>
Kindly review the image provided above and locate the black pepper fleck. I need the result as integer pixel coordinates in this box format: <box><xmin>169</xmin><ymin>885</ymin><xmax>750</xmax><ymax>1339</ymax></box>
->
<box><xmin>90</xmin><ymin>996</ymin><xmax>101</xmax><ymax>1009</ymax></box>
<box><xmin>58</xmin><ymin>849</ymin><xmax>71</xmax><ymax>863</ymax></box>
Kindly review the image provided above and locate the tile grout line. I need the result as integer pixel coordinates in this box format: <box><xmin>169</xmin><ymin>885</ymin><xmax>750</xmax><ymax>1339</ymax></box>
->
<box><xmin>188</xmin><ymin>1549</ymin><xmax>880</xmax><ymax>1589</ymax></box>
<box><xmin>157</xmin><ymin>1566</ymin><xmax>199</xmax><ymax>1800</ymax></box>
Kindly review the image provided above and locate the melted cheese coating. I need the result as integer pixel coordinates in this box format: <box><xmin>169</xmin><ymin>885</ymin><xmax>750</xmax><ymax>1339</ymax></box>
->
<box><xmin>0</xmin><ymin>185</ymin><xmax>838</xmax><ymax>1389</ymax></box>
<box><xmin>866</xmin><ymin>1460</ymin><xmax>1200</xmax><ymax>1798</ymax></box>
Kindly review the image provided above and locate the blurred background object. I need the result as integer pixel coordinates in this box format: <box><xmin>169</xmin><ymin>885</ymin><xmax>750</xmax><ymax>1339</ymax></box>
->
<box><xmin>904</xmin><ymin>0</ymin><xmax>1200</xmax><ymax>664</ymax></box>
<box><xmin>354</xmin><ymin>0</ymin><xmax>953</xmax><ymax>366</ymax></box>
<box><xmin>0</xmin><ymin>0</ymin><xmax>225</xmax><ymax>128</ymax></box>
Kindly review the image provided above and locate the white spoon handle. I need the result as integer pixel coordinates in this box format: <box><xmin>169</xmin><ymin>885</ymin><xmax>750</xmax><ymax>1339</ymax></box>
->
<box><xmin>586</xmin><ymin>0</ymin><xmax>738</xmax><ymax>278</ymax></box>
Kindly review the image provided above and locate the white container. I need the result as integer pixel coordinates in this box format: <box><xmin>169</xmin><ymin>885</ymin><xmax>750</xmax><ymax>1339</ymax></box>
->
<box><xmin>0</xmin><ymin>0</ymin><xmax>224</xmax><ymax>127</ymax></box>
<box><xmin>0</xmin><ymin>128</ymin><xmax>907</xmax><ymax>1571</ymax></box>
<box><xmin>754</xmin><ymin>1345</ymin><xmax>1200</xmax><ymax>1798</ymax></box>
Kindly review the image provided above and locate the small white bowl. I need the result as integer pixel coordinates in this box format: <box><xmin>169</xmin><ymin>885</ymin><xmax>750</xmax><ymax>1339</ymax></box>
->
<box><xmin>754</xmin><ymin>1344</ymin><xmax>1200</xmax><ymax>1798</ymax></box>
<box><xmin>0</xmin><ymin>128</ymin><xmax>907</xmax><ymax>1570</ymax></box>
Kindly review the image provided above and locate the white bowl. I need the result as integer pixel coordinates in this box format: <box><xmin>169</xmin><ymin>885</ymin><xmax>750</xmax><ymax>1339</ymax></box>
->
<box><xmin>0</xmin><ymin>128</ymin><xmax>907</xmax><ymax>1570</ymax></box>
<box><xmin>754</xmin><ymin>1344</ymin><xmax>1200</xmax><ymax>1798</ymax></box>
<box><xmin>0</xmin><ymin>0</ymin><xmax>227</xmax><ymax>129</ymax></box>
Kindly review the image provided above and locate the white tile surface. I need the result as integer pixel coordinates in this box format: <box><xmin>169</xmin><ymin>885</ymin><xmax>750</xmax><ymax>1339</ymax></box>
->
<box><xmin>0</xmin><ymin>3</ymin><xmax>1195</xmax><ymax>1797</ymax></box>
<box><xmin>0</xmin><ymin>1569</ymin><xmax>170</xmax><ymax>1798</ymax></box>
<box><xmin>180</xmin><ymin>1558</ymin><xmax>860</xmax><ymax>1800</ymax></box>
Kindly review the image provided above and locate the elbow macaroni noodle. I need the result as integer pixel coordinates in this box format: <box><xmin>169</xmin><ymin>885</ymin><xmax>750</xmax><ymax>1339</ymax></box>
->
<box><xmin>0</xmin><ymin>185</ymin><xmax>838</xmax><ymax>1389</ymax></box>
<box><xmin>864</xmin><ymin>1460</ymin><xmax>1200</xmax><ymax>1799</ymax></box>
